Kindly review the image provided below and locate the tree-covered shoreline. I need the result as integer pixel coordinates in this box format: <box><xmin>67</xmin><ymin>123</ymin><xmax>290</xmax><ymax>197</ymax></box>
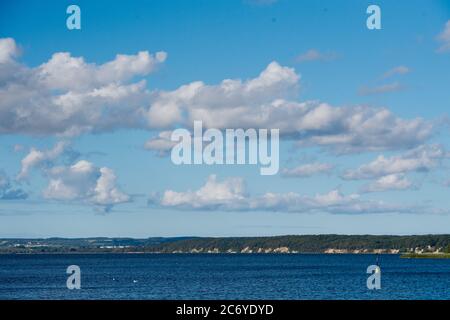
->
<box><xmin>1</xmin><ymin>235</ymin><xmax>450</xmax><ymax>255</ymax></box>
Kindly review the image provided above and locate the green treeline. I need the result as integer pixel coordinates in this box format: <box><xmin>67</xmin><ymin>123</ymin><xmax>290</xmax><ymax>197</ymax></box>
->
<box><xmin>1</xmin><ymin>235</ymin><xmax>449</xmax><ymax>254</ymax></box>
<box><xmin>147</xmin><ymin>235</ymin><xmax>450</xmax><ymax>253</ymax></box>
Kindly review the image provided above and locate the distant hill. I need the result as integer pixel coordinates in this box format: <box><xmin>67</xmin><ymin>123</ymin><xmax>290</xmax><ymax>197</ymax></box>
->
<box><xmin>1</xmin><ymin>235</ymin><xmax>450</xmax><ymax>254</ymax></box>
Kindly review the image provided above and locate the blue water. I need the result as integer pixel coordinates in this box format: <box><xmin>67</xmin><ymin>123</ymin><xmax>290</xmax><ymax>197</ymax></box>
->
<box><xmin>0</xmin><ymin>254</ymin><xmax>449</xmax><ymax>300</ymax></box>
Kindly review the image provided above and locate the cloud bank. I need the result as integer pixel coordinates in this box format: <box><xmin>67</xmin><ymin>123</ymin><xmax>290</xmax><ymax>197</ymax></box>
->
<box><xmin>0</xmin><ymin>38</ymin><xmax>433</xmax><ymax>155</ymax></box>
<box><xmin>150</xmin><ymin>174</ymin><xmax>422</xmax><ymax>214</ymax></box>
<box><xmin>0</xmin><ymin>38</ymin><xmax>166</xmax><ymax>136</ymax></box>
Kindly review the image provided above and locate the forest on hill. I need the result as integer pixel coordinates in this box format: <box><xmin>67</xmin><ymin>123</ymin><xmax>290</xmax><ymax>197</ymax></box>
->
<box><xmin>1</xmin><ymin>235</ymin><xmax>450</xmax><ymax>254</ymax></box>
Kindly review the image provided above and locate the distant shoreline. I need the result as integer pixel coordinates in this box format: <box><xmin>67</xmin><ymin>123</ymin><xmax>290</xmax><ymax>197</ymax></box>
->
<box><xmin>3</xmin><ymin>252</ymin><xmax>450</xmax><ymax>259</ymax></box>
<box><xmin>3</xmin><ymin>252</ymin><xmax>449</xmax><ymax>259</ymax></box>
<box><xmin>1</xmin><ymin>235</ymin><xmax>449</xmax><ymax>257</ymax></box>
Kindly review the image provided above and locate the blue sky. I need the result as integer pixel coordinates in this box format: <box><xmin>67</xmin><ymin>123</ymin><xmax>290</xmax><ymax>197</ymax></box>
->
<box><xmin>1</xmin><ymin>0</ymin><xmax>450</xmax><ymax>237</ymax></box>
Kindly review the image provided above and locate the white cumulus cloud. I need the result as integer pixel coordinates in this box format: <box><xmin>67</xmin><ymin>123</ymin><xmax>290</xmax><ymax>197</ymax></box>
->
<box><xmin>0</xmin><ymin>38</ymin><xmax>434</xmax><ymax>154</ymax></box>
<box><xmin>148</xmin><ymin>63</ymin><xmax>432</xmax><ymax>153</ymax></box>
<box><xmin>44</xmin><ymin>160</ymin><xmax>130</xmax><ymax>212</ymax></box>
<box><xmin>157</xmin><ymin>175</ymin><xmax>247</xmax><ymax>210</ymax></box>
<box><xmin>0</xmin><ymin>38</ymin><xmax>166</xmax><ymax>136</ymax></box>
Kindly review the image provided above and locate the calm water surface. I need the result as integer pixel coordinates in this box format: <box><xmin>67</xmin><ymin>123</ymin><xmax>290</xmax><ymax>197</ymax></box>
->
<box><xmin>0</xmin><ymin>254</ymin><xmax>449</xmax><ymax>299</ymax></box>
